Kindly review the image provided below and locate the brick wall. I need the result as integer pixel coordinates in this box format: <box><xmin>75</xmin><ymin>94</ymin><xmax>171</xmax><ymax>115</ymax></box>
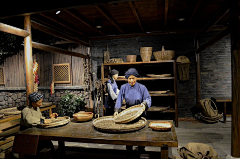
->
<box><xmin>90</xmin><ymin>32</ymin><xmax>231</xmax><ymax>117</ymax></box>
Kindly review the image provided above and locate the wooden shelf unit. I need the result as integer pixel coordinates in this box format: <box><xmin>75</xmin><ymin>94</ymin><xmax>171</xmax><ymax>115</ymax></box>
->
<box><xmin>101</xmin><ymin>60</ymin><xmax>178</xmax><ymax>127</ymax></box>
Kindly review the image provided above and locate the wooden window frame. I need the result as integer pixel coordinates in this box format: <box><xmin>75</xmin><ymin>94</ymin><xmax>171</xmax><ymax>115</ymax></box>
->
<box><xmin>52</xmin><ymin>63</ymin><xmax>71</xmax><ymax>84</ymax></box>
<box><xmin>0</xmin><ymin>67</ymin><xmax>5</xmax><ymax>85</ymax></box>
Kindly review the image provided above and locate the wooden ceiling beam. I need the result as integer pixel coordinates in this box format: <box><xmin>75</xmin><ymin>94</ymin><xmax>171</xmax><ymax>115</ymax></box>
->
<box><xmin>188</xmin><ymin>0</ymin><xmax>202</xmax><ymax>23</ymax></box>
<box><xmin>128</xmin><ymin>2</ymin><xmax>144</xmax><ymax>32</ymax></box>
<box><xmin>164</xmin><ymin>0</ymin><xmax>169</xmax><ymax>30</ymax></box>
<box><xmin>31</xmin><ymin>20</ymin><xmax>90</xmax><ymax>46</ymax></box>
<box><xmin>32</xmin><ymin>16</ymin><xmax>77</xmax><ymax>38</ymax></box>
<box><xmin>0</xmin><ymin>22</ymin><xmax>30</xmax><ymax>37</ymax></box>
<box><xmin>63</xmin><ymin>9</ymin><xmax>105</xmax><ymax>36</ymax></box>
<box><xmin>196</xmin><ymin>27</ymin><xmax>230</xmax><ymax>53</ymax></box>
<box><xmin>89</xmin><ymin>29</ymin><xmax>197</xmax><ymax>41</ymax></box>
<box><xmin>32</xmin><ymin>42</ymin><xmax>88</xmax><ymax>58</ymax></box>
<box><xmin>196</xmin><ymin>0</ymin><xmax>230</xmax><ymax>40</ymax></box>
<box><xmin>95</xmin><ymin>5</ymin><xmax>124</xmax><ymax>34</ymax></box>
<box><xmin>40</xmin><ymin>13</ymin><xmax>88</xmax><ymax>37</ymax></box>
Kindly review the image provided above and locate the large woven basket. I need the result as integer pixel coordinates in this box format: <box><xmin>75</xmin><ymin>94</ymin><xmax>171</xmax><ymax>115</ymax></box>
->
<box><xmin>114</xmin><ymin>105</ymin><xmax>144</xmax><ymax>124</ymax></box>
<box><xmin>126</xmin><ymin>55</ymin><xmax>137</xmax><ymax>62</ymax></box>
<box><xmin>140</xmin><ymin>47</ymin><xmax>152</xmax><ymax>62</ymax></box>
<box><xmin>153</xmin><ymin>46</ymin><xmax>175</xmax><ymax>60</ymax></box>
<box><xmin>0</xmin><ymin>107</ymin><xmax>21</xmax><ymax>116</ymax></box>
<box><xmin>93</xmin><ymin>116</ymin><xmax>147</xmax><ymax>133</ymax></box>
<box><xmin>73</xmin><ymin>112</ymin><xmax>93</xmax><ymax>122</ymax></box>
<box><xmin>37</xmin><ymin>116</ymin><xmax>70</xmax><ymax>128</ymax></box>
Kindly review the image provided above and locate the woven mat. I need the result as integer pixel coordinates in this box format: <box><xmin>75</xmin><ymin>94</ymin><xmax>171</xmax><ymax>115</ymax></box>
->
<box><xmin>93</xmin><ymin>116</ymin><xmax>147</xmax><ymax>133</ymax></box>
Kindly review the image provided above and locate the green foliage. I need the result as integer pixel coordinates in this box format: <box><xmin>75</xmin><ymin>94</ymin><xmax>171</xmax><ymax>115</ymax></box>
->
<box><xmin>0</xmin><ymin>32</ymin><xmax>22</xmax><ymax>56</ymax></box>
<box><xmin>57</xmin><ymin>91</ymin><xmax>86</xmax><ymax>117</ymax></box>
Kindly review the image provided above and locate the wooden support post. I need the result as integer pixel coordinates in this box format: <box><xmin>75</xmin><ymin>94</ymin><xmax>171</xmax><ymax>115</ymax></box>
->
<box><xmin>195</xmin><ymin>39</ymin><xmax>201</xmax><ymax>106</ymax></box>
<box><xmin>24</xmin><ymin>15</ymin><xmax>34</xmax><ymax>105</ymax></box>
<box><xmin>230</xmin><ymin>0</ymin><xmax>240</xmax><ymax>156</ymax></box>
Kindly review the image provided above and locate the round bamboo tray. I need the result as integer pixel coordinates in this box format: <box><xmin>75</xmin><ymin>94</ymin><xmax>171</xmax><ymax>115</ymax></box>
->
<box><xmin>114</xmin><ymin>105</ymin><xmax>144</xmax><ymax>124</ymax></box>
<box><xmin>147</xmin><ymin>106</ymin><xmax>170</xmax><ymax>112</ymax></box>
<box><xmin>147</xmin><ymin>74</ymin><xmax>171</xmax><ymax>78</ymax></box>
<box><xmin>93</xmin><ymin>116</ymin><xmax>147</xmax><ymax>133</ymax></box>
<box><xmin>149</xmin><ymin>121</ymin><xmax>172</xmax><ymax>131</ymax></box>
<box><xmin>73</xmin><ymin>112</ymin><xmax>93</xmax><ymax>122</ymax></box>
<box><xmin>37</xmin><ymin>116</ymin><xmax>70</xmax><ymax>128</ymax></box>
<box><xmin>149</xmin><ymin>90</ymin><xmax>170</xmax><ymax>94</ymax></box>
<box><xmin>0</xmin><ymin>107</ymin><xmax>21</xmax><ymax>116</ymax></box>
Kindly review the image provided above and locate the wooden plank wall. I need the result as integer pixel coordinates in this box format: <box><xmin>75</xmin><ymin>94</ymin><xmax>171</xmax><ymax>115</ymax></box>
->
<box><xmin>1</xmin><ymin>44</ymin><xmax>87</xmax><ymax>88</ymax></box>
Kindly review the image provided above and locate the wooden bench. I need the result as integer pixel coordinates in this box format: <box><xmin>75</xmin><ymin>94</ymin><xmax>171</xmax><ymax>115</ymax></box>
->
<box><xmin>0</xmin><ymin>102</ymin><xmax>56</xmax><ymax>158</ymax></box>
<box><xmin>211</xmin><ymin>97</ymin><xmax>232</xmax><ymax>123</ymax></box>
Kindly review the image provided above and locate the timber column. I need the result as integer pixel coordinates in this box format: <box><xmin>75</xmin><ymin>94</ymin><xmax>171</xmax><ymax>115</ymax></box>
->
<box><xmin>24</xmin><ymin>15</ymin><xmax>34</xmax><ymax>105</ymax></box>
<box><xmin>230</xmin><ymin>0</ymin><xmax>240</xmax><ymax>157</ymax></box>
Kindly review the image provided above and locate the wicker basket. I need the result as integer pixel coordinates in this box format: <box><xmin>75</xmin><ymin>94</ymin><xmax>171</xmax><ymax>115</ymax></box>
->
<box><xmin>0</xmin><ymin>107</ymin><xmax>21</xmax><ymax>116</ymax></box>
<box><xmin>140</xmin><ymin>47</ymin><xmax>152</xmax><ymax>62</ymax></box>
<box><xmin>93</xmin><ymin>116</ymin><xmax>147</xmax><ymax>133</ymax></box>
<box><xmin>149</xmin><ymin>121</ymin><xmax>172</xmax><ymax>131</ymax></box>
<box><xmin>37</xmin><ymin>116</ymin><xmax>70</xmax><ymax>128</ymax></box>
<box><xmin>73</xmin><ymin>112</ymin><xmax>93</xmax><ymax>122</ymax></box>
<box><xmin>126</xmin><ymin>55</ymin><xmax>137</xmax><ymax>62</ymax></box>
<box><xmin>114</xmin><ymin>105</ymin><xmax>144</xmax><ymax>124</ymax></box>
<box><xmin>153</xmin><ymin>46</ymin><xmax>175</xmax><ymax>60</ymax></box>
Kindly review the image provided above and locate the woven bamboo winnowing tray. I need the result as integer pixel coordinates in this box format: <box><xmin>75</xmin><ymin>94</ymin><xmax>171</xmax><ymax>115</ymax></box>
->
<box><xmin>93</xmin><ymin>116</ymin><xmax>147</xmax><ymax>133</ymax></box>
<box><xmin>147</xmin><ymin>74</ymin><xmax>171</xmax><ymax>78</ymax></box>
<box><xmin>149</xmin><ymin>121</ymin><xmax>172</xmax><ymax>131</ymax></box>
<box><xmin>114</xmin><ymin>105</ymin><xmax>144</xmax><ymax>124</ymax></box>
<box><xmin>149</xmin><ymin>90</ymin><xmax>170</xmax><ymax>94</ymax></box>
<box><xmin>37</xmin><ymin>116</ymin><xmax>70</xmax><ymax>128</ymax></box>
<box><xmin>0</xmin><ymin>107</ymin><xmax>21</xmax><ymax>116</ymax></box>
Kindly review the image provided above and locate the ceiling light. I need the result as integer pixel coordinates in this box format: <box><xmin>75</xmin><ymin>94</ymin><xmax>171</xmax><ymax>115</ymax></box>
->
<box><xmin>56</xmin><ymin>10</ymin><xmax>61</xmax><ymax>14</ymax></box>
<box><xmin>178</xmin><ymin>18</ymin><xmax>185</xmax><ymax>21</ymax></box>
<box><xmin>146</xmin><ymin>32</ymin><xmax>151</xmax><ymax>33</ymax></box>
<box><xmin>95</xmin><ymin>18</ymin><xmax>103</xmax><ymax>29</ymax></box>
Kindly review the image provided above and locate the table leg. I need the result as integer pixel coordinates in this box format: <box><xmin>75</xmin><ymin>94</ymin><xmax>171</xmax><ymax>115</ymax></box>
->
<box><xmin>161</xmin><ymin>147</ymin><xmax>168</xmax><ymax>159</ymax></box>
<box><xmin>58</xmin><ymin>141</ymin><xmax>65</xmax><ymax>158</ymax></box>
<box><xmin>224</xmin><ymin>102</ymin><xmax>227</xmax><ymax>123</ymax></box>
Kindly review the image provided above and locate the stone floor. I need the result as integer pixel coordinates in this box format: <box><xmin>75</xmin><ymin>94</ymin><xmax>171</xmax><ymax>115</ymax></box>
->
<box><xmin>52</xmin><ymin>116</ymin><xmax>231</xmax><ymax>159</ymax></box>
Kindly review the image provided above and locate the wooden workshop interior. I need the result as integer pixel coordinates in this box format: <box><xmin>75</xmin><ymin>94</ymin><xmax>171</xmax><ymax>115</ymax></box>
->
<box><xmin>0</xmin><ymin>0</ymin><xmax>239</xmax><ymax>158</ymax></box>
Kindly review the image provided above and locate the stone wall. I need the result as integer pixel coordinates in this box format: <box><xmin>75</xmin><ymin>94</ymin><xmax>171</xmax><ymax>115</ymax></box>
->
<box><xmin>0</xmin><ymin>89</ymin><xmax>89</xmax><ymax>117</ymax></box>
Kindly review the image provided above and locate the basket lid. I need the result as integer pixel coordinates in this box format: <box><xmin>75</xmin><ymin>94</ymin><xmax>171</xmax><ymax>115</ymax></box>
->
<box><xmin>114</xmin><ymin>105</ymin><xmax>144</xmax><ymax>124</ymax></box>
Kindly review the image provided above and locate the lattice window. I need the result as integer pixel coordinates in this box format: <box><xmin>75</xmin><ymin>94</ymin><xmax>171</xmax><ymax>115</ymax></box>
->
<box><xmin>0</xmin><ymin>67</ymin><xmax>4</xmax><ymax>85</ymax></box>
<box><xmin>53</xmin><ymin>63</ymin><xmax>71</xmax><ymax>83</ymax></box>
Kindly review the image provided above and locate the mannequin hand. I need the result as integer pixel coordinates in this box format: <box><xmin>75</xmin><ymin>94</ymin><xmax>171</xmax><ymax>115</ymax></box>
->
<box><xmin>50</xmin><ymin>113</ymin><xmax>58</xmax><ymax>119</ymax></box>
<box><xmin>114</xmin><ymin>111</ymin><xmax>118</xmax><ymax>117</ymax></box>
<box><xmin>141</xmin><ymin>102</ymin><xmax>148</xmax><ymax>110</ymax></box>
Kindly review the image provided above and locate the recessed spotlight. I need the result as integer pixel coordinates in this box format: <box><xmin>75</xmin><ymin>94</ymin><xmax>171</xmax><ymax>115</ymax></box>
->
<box><xmin>146</xmin><ymin>32</ymin><xmax>151</xmax><ymax>33</ymax></box>
<box><xmin>178</xmin><ymin>18</ymin><xmax>185</xmax><ymax>21</ymax></box>
<box><xmin>56</xmin><ymin>10</ymin><xmax>61</xmax><ymax>14</ymax></box>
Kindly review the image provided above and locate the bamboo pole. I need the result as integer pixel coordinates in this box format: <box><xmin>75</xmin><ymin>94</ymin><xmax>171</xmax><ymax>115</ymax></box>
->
<box><xmin>195</xmin><ymin>39</ymin><xmax>201</xmax><ymax>106</ymax></box>
<box><xmin>0</xmin><ymin>22</ymin><xmax>30</xmax><ymax>37</ymax></box>
<box><xmin>24</xmin><ymin>15</ymin><xmax>34</xmax><ymax>105</ymax></box>
<box><xmin>32</xmin><ymin>42</ymin><xmax>88</xmax><ymax>58</ymax></box>
<box><xmin>230</xmin><ymin>0</ymin><xmax>240</xmax><ymax>156</ymax></box>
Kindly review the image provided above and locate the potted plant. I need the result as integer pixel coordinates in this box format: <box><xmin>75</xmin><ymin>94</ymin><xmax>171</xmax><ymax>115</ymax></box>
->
<box><xmin>57</xmin><ymin>91</ymin><xmax>86</xmax><ymax>117</ymax></box>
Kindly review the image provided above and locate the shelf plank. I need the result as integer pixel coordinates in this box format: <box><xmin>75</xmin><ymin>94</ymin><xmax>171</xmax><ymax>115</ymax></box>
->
<box><xmin>104</xmin><ymin>77</ymin><xmax>174</xmax><ymax>81</ymax></box>
<box><xmin>103</xmin><ymin>60</ymin><xmax>174</xmax><ymax>66</ymax></box>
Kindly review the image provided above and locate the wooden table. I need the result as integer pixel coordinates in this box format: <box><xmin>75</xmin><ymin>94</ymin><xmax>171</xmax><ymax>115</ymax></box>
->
<box><xmin>211</xmin><ymin>97</ymin><xmax>232</xmax><ymax>123</ymax></box>
<box><xmin>13</xmin><ymin>120</ymin><xmax>178</xmax><ymax>159</ymax></box>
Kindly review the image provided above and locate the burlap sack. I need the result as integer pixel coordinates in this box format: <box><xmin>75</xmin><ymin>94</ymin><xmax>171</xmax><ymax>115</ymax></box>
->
<box><xmin>177</xmin><ymin>143</ymin><xmax>218</xmax><ymax>159</ymax></box>
<box><xmin>199</xmin><ymin>99</ymin><xmax>218</xmax><ymax>117</ymax></box>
